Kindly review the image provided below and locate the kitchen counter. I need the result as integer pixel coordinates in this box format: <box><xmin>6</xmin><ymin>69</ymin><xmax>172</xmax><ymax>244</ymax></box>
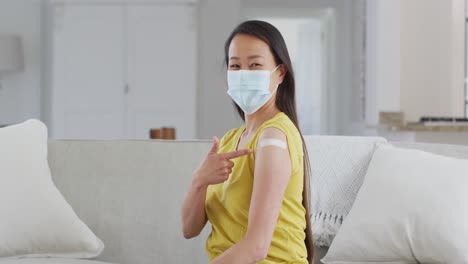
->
<box><xmin>393</xmin><ymin>123</ymin><xmax>468</xmax><ymax>132</ymax></box>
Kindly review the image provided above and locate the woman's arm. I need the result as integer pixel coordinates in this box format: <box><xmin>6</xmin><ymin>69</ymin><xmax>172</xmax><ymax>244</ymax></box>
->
<box><xmin>182</xmin><ymin>137</ymin><xmax>253</xmax><ymax>239</ymax></box>
<box><xmin>212</xmin><ymin>127</ymin><xmax>292</xmax><ymax>263</ymax></box>
<box><xmin>181</xmin><ymin>172</ymin><xmax>209</xmax><ymax>239</ymax></box>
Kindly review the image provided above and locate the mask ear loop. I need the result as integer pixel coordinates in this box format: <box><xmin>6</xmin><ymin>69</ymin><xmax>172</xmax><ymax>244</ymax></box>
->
<box><xmin>271</xmin><ymin>64</ymin><xmax>281</xmax><ymax>74</ymax></box>
<box><xmin>270</xmin><ymin>64</ymin><xmax>282</xmax><ymax>94</ymax></box>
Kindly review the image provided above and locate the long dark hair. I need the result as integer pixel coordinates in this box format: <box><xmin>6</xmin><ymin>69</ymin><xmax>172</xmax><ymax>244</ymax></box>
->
<box><xmin>224</xmin><ymin>20</ymin><xmax>314</xmax><ymax>262</ymax></box>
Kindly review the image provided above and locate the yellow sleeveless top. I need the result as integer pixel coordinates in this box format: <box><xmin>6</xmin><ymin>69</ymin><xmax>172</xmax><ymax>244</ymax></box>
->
<box><xmin>205</xmin><ymin>112</ymin><xmax>308</xmax><ymax>263</ymax></box>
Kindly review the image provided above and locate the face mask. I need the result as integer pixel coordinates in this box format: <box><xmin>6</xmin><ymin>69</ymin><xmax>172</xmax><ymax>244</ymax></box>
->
<box><xmin>227</xmin><ymin>65</ymin><xmax>280</xmax><ymax>115</ymax></box>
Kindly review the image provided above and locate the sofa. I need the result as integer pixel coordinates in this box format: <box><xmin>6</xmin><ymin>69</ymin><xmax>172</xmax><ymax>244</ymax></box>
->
<box><xmin>28</xmin><ymin>138</ymin><xmax>467</xmax><ymax>264</ymax></box>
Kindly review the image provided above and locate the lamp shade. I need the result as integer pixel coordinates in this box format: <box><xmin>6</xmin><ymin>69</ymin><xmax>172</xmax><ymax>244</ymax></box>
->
<box><xmin>0</xmin><ymin>34</ymin><xmax>24</xmax><ymax>75</ymax></box>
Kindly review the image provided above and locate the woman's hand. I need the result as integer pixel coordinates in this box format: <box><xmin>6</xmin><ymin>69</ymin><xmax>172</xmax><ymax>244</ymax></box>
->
<box><xmin>193</xmin><ymin>136</ymin><xmax>253</xmax><ymax>187</ymax></box>
<box><xmin>182</xmin><ymin>136</ymin><xmax>251</xmax><ymax>239</ymax></box>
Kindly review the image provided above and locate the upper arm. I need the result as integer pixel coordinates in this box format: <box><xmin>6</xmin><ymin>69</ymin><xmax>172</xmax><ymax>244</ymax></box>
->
<box><xmin>244</xmin><ymin>127</ymin><xmax>292</xmax><ymax>251</ymax></box>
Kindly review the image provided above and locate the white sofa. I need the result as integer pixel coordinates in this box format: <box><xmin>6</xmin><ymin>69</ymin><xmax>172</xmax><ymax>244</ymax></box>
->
<box><xmin>38</xmin><ymin>138</ymin><xmax>468</xmax><ymax>264</ymax></box>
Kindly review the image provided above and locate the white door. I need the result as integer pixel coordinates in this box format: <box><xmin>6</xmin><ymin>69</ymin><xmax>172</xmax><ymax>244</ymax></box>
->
<box><xmin>126</xmin><ymin>4</ymin><xmax>197</xmax><ymax>139</ymax></box>
<box><xmin>51</xmin><ymin>4</ymin><xmax>126</xmax><ymax>139</ymax></box>
<box><xmin>296</xmin><ymin>20</ymin><xmax>326</xmax><ymax>135</ymax></box>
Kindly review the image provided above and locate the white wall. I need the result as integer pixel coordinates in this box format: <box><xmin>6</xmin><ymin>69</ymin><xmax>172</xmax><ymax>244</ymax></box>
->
<box><xmin>400</xmin><ymin>0</ymin><xmax>465</xmax><ymax>122</ymax></box>
<box><xmin>0</xmin><ymin>0</ymin><xmax>43</xmax><ymax>125</ymax></box>
<box><xmin>0</xmin><ymin>0</ymin><xmax>407</xmax><ymax>139</ymax></box>
<box><xmin>196</xmin><ymin>0</ymin><xmax>364</xmax><ymax>139</ymax></box>
<box><xmin>365</xmin><ymin>0</ymin><xmax>401</xmax><ymax>127</ymax></box>
<box><xmin>196</xmin><ymin>0</ymin><xmax>243</xmax><ymax>140</ymax></box>
<box><xmin>365</xmin><ymin>0</ymin><xmax>465</xmax><ymax>126</ymax></box>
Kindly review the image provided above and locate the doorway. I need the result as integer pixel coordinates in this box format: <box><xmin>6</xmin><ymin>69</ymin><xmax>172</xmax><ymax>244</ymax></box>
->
<box><xmin>241</xmin><ymin>8</ymin><xmax>335</xmax><ymax>135</ymax></box>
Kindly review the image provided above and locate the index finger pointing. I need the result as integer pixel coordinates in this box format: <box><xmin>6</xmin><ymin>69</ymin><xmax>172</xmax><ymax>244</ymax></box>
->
<box><xmin>220</xmin><ymin>149</ymin><xmax>253</xmax><ymax>160</ymax></box>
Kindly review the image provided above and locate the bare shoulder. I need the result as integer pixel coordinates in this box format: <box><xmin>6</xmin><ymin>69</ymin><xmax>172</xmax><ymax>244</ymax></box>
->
<box><xmin>258</xmin><ymin>127</ymin><xmax>287</xmax><ymax>141</ymax></box>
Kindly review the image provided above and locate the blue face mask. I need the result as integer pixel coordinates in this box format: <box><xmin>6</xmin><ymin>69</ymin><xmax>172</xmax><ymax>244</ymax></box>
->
<box><xmin>227</xmin><ymin>65</ymin><xmax>280</xmax><ymax>115</ymax></box>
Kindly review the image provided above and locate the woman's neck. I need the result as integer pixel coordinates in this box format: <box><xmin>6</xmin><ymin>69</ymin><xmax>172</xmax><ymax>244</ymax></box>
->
<box><xmin>243</xmin><ymin>100</ymin><xmax>280</xmax><ymax>135</ymax></box>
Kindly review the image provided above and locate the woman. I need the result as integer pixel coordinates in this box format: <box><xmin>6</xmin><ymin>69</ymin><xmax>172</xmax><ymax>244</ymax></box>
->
<box><xmin>182</xmin><ymin>20</ymin><xmax>313</xmax><ymax>263</ymax></box>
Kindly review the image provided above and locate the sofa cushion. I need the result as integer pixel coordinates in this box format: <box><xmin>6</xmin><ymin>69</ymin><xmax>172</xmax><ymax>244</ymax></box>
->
<box><xmin>323</xmin><ymin>145</ymin><xmax>468</xmax><ymax>263</ymax></box>
<box><xmin>0</xmin><ymin>120</ymin><xmax>103</xmax><ymax>258</ymax></box>
<box><xmin>47</xmin><ymin>139</ymin><xmax>212</xmax><ymax>263</ymax></box>
<box><xmin>304</xmin><ymin>135</ymin><xmax>387</xmax><ymax>246</ymax></box>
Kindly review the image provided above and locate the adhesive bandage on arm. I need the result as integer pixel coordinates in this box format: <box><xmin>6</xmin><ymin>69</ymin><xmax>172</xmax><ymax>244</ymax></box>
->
<box><xmin>258</xmin><ymin>138</ymin><xmax>287</xmax><ymax>149</ymax></box>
